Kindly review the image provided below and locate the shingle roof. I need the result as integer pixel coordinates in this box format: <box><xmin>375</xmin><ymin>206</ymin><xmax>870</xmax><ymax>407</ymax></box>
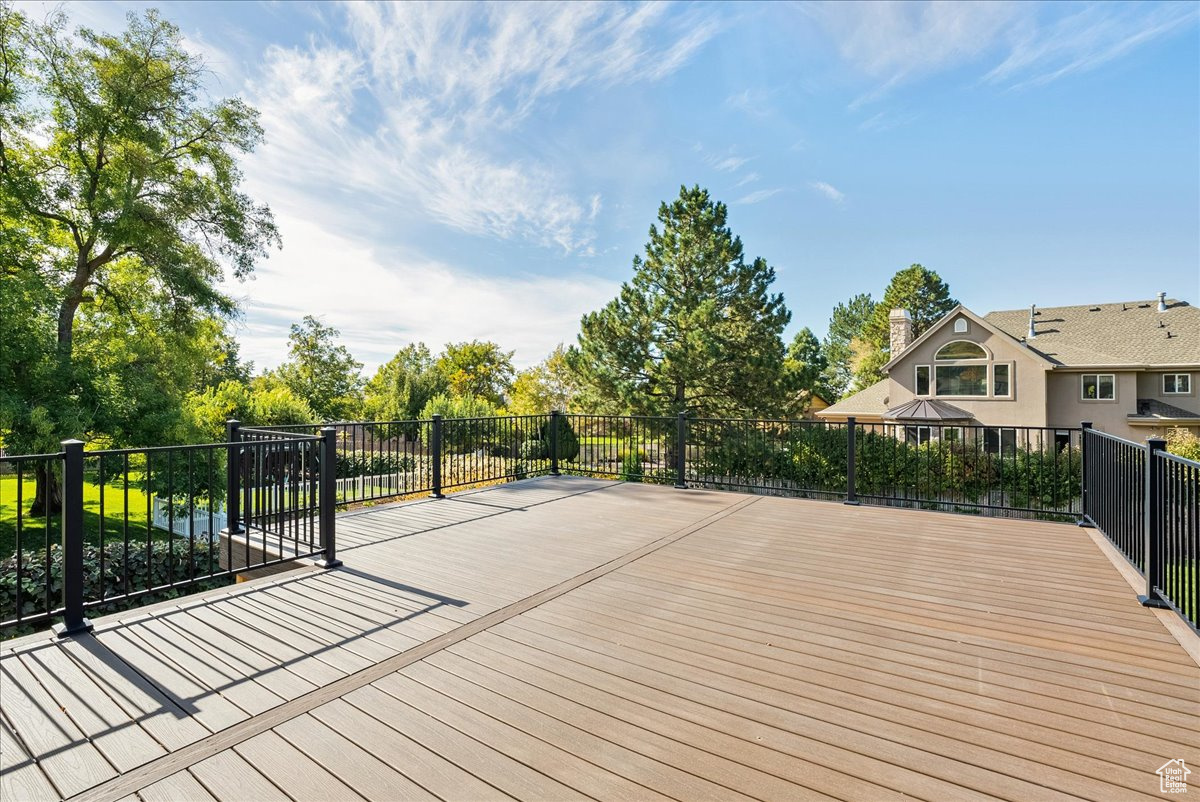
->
<box><xmin>883</xmin><ymin>398</ymin><xmax>973</xmax><ymax>421</ymax></box>
<box><xmin>815</xmin><ymin>379</ymin><xmax>889</xmax><ymax>418</ymax></box>
<box><xmin>984</xmin><ymin>299</ymin><xmax>1199</xmax><ymax>368</ymax></box>
<box><xmin>1129</xmin><ymin>398</ymin><xmax>1200</xmax><ymax>421</ymax></box>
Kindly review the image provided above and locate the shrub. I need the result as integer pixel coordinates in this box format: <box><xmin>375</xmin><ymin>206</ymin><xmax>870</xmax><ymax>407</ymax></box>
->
<box><xmin>519</xmin><ymin>439</ymin><xmax>548</xmax><ymax>461</ymax></box>
<box><xmin>335</xmin><ymin>450</ymin><xmax>415</xmax><ymax>479</ymax></box>
<box><xmin>618</xmin><ymin>453</ymin><xmax>643</xmax><ymax>482</ymax></box>
<box><xmin>418</xmin><ymin>394</ymin><xmax>501</xmax><ymax>453</ymax></box>
<box><xmin>1166</xmin><ymin>428</ymin><xmax>1200</xmax><ymax>462</ymax></box>
<box><xmin>1</xmin><ymin>539</ymin><xmax>230</xmax><ymax>631</ymax></box>
<box><xmin>538</xmin><ymin>415</ymin><xmax>580</xmax><ymax>462</ymax></box>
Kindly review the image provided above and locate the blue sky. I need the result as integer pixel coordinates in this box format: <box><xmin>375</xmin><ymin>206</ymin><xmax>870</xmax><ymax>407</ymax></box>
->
<box><xmin>19</xmin><ymin>1</ymin><xmax>1200</xmax><ymax>372</ymax></box>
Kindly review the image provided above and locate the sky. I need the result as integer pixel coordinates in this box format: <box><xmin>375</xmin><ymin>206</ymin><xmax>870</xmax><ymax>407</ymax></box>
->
<box><xmin>16</xmin><ymin>0</ymin><xmax>1200</xmax><ymax>374</ymax></box>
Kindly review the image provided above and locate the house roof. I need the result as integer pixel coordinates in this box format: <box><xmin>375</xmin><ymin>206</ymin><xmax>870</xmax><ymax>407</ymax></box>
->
<box><xmin>1129</xmin><ymin>398</ymin><xmax>1200</xmax><ymax>422</ymax></box>
<box><xmin>883</xmin><ymin>398</ymin><xmax>973</xmax><ymax>422</ymax></box>
<box><xmin>882</xmin><ymin>304</ymin><xmax>1055</xmax><ymax>373</ymax></box>
<box><xmin>815</xmin><ymin>379</ymin><xmax>890</xmax><ymax>419</ymax></box>
<box><xmin>984</xmin><ymin>298</ymin><xmax>1199</xmax><ymax>368</ymax></box>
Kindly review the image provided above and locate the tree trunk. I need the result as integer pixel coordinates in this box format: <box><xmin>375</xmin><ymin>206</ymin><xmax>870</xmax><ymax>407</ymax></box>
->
<box><xmin>30</xmin><ymin>463</ymin><xmax>62</xmax><ymax>518</ymax></box>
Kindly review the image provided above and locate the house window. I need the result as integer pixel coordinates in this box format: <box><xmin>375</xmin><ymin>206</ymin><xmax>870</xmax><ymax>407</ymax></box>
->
<box><xmin>953</xmin><ymin>319</ymin><xmax>968</xmax><ymax>333</ymax></box>
<box><xmin>935</xmin><ymin>341</ymin><xmax>987</xmax><ymax>360</ymax></box>
<box><xmin>904</xmin><ymin>425</ymin><xmax>932</xmax><ymax>444</ymax></box>
<box><xmin>984</xmin><ymin>427</ymin><xmax>1017</xmax><ymax>455</ymax></box>
<box><xmin>1082</xmin><ymin>374</ymin><xmax>1115</xmax><ymax>401</ymax></box>
<box><xmin>942</xmin><ymin>426</ymin><xmax>962</xmax><ymax>442</ymax></box>
<box><xmin>1054</xmin><ymin>430</ymin><xmax>1073</xmax><ymax>452</ymax></box>
<box><xmin>1164</xmin><ymin>374</ymin><xmax>1191</xmax><ymax>394</ymax></box>
<box><xmin>936</xmin><ymin>365</ymin><xmax>988</xmax><ymax>396</ymax></box>
<box><xmin>933</xmin><ymin>340</ymin><xmax>988</xmax><ymax>396</ymax></box>
<box><xmin>915</xmin><ymin>365</ymin><xmax>930</xmax><ymax>396</ymax></box>
<box><xmin>992</xmin><ymin>363</ymin><xmax>1011</xmax><ymax>397</ymax></box>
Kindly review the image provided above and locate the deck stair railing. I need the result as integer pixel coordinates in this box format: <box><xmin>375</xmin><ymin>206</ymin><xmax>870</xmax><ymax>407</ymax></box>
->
<box><xmin>1081</xmin><ymin>423</ymin><xmax>1198</xmax><ymax>630</ymax></box>
<box><xmin>0</xmin><ymin>423</ymin><xmax>340</xmax><ymax>636</ymax></box>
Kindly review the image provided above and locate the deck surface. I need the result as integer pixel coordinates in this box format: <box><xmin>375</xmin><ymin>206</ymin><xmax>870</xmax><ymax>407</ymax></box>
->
<box><xmin>1</xmin><ymin>476</ymin><xmax>1197</xmax><ymax>802</ymax></box>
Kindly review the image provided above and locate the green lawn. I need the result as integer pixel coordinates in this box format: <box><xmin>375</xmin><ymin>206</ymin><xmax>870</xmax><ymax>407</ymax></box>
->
<box><xmin>0</xmin><ymin>473</ymin><xmax>167</xmax><ymax>558</ymax></box>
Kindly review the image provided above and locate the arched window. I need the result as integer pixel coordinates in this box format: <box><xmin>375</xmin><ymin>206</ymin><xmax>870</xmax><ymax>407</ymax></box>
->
<box><xmin>934</xmin><ymin>340</ymin><xmax>988</xmax><ymax>395</ymax></box>
<box><xmin>935</xmin><ymin>341</ymin><xmax>987</xmax><ymax>360</ymax></box>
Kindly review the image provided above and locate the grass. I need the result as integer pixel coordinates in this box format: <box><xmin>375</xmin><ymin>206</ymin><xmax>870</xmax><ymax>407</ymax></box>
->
<box><xmin>0</xmin><ymin>473</ymin><xmax>170</xmax><ymax>558</ymax></box>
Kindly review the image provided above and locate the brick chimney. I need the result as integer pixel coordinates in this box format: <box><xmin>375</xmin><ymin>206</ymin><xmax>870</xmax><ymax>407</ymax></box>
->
<box><xmin>889</xmin><ymin>308</ymin><xmax>913</xmax><ymax>356</ymax></box>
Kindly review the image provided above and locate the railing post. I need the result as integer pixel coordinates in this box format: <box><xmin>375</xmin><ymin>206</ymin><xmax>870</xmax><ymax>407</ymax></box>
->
<box><xmin>431</xmin><ymin>414</ymin><xmax>444</xmax><ymax>499</ymax></box>
<box><xmin>54</xmin><ymin>439</ymin><xmax>92</xmax><ymax>637</ymax></box>
<box><xmin>844</xmin><ymin>417</ymin><xmax>860</xmax><ymax>506</ymax></box>
<box><xmin>674</xmin><ymin>411</ymin><xmax>688</xmax><ymax>489</ymax></box>
<box><xmin>224</xmin><ymin>419</ymin><xmax>243</xmax><ymax>535</ymax></box>
<box><xmin>1077</xmin><ymin>421</ymin><xmax>1094</xmax><ymax>527</ymax></box>
<box><xmin>316</xmin><ymin>426</ymin><xmax>342</xmax><ymax>569</ymax></box>
<box><xmin>1141</xmin><ymin>436</ymin><xmax>1168</xmax><ymax>608</ymax></box>
<box><xmin>549</xmin><ymin>410</ymin><xmax>561</xmax><ymax>476</ymax></box>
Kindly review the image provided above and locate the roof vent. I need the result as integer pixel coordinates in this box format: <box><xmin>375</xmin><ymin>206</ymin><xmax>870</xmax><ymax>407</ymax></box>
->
<box><xmin>1157</xmin><ymin>292</ymin><xmax>1167</xmax><ymax>312</ymax></box>
<box><xmin>1027</xmin><ymin>304</ymin><xmax>1037</xmax><ymax>339</ymax></box>
<box><xmin>1088</xmin><ymin>306</ymin><xmax>1101</xmax><ymax>312</ymax></box>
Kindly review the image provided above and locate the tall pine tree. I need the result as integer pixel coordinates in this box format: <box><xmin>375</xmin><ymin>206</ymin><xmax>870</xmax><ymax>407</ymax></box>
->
<box><xmin>577</xmin><ymin>185</ymin><xmax>790</xmax><ymax>417</ymax></box>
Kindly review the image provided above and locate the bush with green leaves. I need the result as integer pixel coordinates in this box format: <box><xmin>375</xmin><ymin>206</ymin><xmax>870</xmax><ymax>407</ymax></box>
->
<box><xmin>539</xmin><ymin>415</ymin><xmax>580</xmax><ymax>462</ymax></box>
<box><xmin>335</xmin><ymin>450</ymin><xmax>415</xmax><ymax>479</ymax></box>
<box><xmin>418</xmin><ymin>394</ymin><xmax>502</xmax><ymax>453</ymax></box>
<box><xmin>1</xmin><ymin>539</ymin><xmax>230</xmax><ymax>633</ymax></box>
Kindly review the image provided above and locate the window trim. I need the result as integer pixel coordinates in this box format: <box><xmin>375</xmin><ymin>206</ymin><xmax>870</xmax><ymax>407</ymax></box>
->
<box><xmin>1081</xmin><ymin>373</ymin><xmax>1116</xmax><ymax>402</ymax></box>
<box><xmin>953</xmin><ymin>319</ymin><xmax>968</xmax><ymax>333</ymax></box>
<box><xmin>1163</xmin><ymin>373</ymin><xmax>1192</xmax><ymax>395</ymax></box>
<box><xmin>991</xmin><ymin>362</ymin><xmax>1013</xmax><ymax>399</ymax></box>
<box><xmin>915</xmin><ymin>364</ymin><xmax>931</xmax><ymax>396</ymax></box>
<box><xmin>904</xmin><ymin>425</ymin><xmax>932</xmax><ymax>445</ymax></box>
<box><xmin>984</xmin><ymin>426</ymin><xmax>1018</xmax><ymax>456</ymax></box>
<box><xmin>935</xmin><ymin>363</ymin><xmax>989</xmax><ymax>397</ymax></box>
<box><xmin>934</xmin><ymin>340</ymin><xmax>990</xmax><ymax>361</ymax></box>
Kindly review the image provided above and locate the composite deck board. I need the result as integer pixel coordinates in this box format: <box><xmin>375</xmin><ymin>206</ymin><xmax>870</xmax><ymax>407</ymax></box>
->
<box><xmin>0</xmin><ymin>476</ymin><xmax>1195</xmax><ymax>802</ymax></box>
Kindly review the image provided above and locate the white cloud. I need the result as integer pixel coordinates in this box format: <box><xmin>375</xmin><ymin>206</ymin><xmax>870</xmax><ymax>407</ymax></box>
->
<box><xmin>243</xmin><ymin>2</ymin><xmax>717</xmax><ymax>253</ymax></box>
<box><xmin>809</xmin><ymin>181</ymin><xmax>845</xmax><ymax>205</ymax></box>
<box><xmin>984</xmin><ymin>3</ymin><xmax>1198</xmax><ymax>89</ymax></box>
<box><xmin>711</xmin><ymin>155</ymin><xmax>752</xmax><ymax>173</ymax></box>
<box><xmin>807</xmin><ymin>1</ymin><xmax>1197</xmax><ymax>104</ymax></box>
<box><xmin>227</xmin><ymin>213</ymin><xmax>616</xmax><ymax>374</ymax></box>
<box><xmin>735</xmin><ymin>172</ymin><xmax>761</xmax><ymax>187</ymax></box>
<box><xmin>736</xmin><ymin>188</ymin><xmax>784</xmax><ymax>205</ymax></box>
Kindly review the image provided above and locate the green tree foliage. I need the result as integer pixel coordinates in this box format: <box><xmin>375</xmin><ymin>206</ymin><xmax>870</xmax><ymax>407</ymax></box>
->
<box><xmin>507</xmin><ymin>344</ymin><xmax>582</xmax><ymax>415</ymax></box>
<box><xmin>577</xmin><ymin>185</ymin><xmax>791</xmax><ymax>416</ymax></box>
<box><xmin>0</xmin><ymin>8</ymin><xmax>275</xmax><ymax>512</ymax></box>
<box><xmin>855</xmin><ymin>264</ymin><xmax>957</xmax><ymax>387</ymax></box>
<box><xmin>268</xmin><ymin>316</ymin><xmax>363</xmax><ymax>421</ymax></box>
<box><xmin>182</xmin><ymin>380</ymin><xmax>315</xmax><ymax>441</ymax></box>
<box><xmin>436</xmin><ymin>340</ymin><xmax>514</xmax><ymax>408</ymax></box>
<box><xmin>782</xmin><ymin>327</ymin><xmax>831</xmax><ymax>413</ymax></box>
<box><xmin>418</xmin><ymin>393</ymin><xmax>501</xmax><ymax>453</ymax></box>
<box><xmin>820</xmin><ymin>293</ymin><xmax>875</xmax><ymax>400</ymax></box>
<box><xmin>362</xmin><ymin>343</ymin><xmax>447</xmax><ymax>422</ymax></box>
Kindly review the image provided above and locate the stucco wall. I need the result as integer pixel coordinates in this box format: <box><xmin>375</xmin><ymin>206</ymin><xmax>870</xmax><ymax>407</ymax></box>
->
<box><xmin>1136</xmin><ymin>370</ymin><xmax>1199</xmax><ymax>411</ymax></box>
<box><xmin>1045</xmin><ymin>372</ymin><xmax>1143</xmax><ymax>439</ymax></box>
<box><xmin>888</xmin><ymin>312</ymin><xmax>1049</xmax><ymax>427</ymax></box>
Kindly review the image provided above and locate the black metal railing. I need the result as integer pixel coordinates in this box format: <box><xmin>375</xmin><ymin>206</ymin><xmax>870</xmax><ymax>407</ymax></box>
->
<box><xmin>1083</xmin><ymin>425</ymin><xmax>1199</xmax><ymax>630</ymax></box>
<box><xmin>1081</xmin><ymin>425</ymin><xmax>1146</xmax><ymax>564</ymax></box>
<box><xmin>1</xmin><ymin>426</ymin><xmax>339</xmax><ymax>635</ymax></box>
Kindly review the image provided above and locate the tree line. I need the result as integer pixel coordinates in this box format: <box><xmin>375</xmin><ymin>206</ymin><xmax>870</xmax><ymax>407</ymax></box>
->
<box><xmin>1</xmin><ymin>7</ymin><xmax>959</xmax><ymax>464</ymax></box>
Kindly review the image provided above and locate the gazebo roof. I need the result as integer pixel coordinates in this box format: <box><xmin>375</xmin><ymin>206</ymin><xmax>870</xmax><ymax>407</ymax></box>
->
<box><xmin>883</xmin><ymin>398</ymin><xmax>973</xmax><ymax>422</ymax></box>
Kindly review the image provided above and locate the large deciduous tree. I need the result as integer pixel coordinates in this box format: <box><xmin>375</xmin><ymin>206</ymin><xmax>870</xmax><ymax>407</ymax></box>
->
<box><xmin>577</xmin><ymin>186</ymin><xmax>790</xmax><ymax>417</ymax></box>
<box><xmin>268</xmin><ymin>316</ymin><xmax>364</xmax><ymax>422</ymax></box>
<box><xmin>362</xmin><ymin>343</ymin><xmax>447</xmax><ymax>423</ymax></box>
<box><xmin>507</xmin><ymin>344</ymin><xmax>583</xmax><ymax>415</ymax></box>
<box><xmin>436</xmin><ymin>341</ymin><xmax>515</xmax><ymax>408</ymax></box>
<box><xmin>0</xmin><ymin>7</ymin><xmax>277</xmax><ymax>511</ymax></box>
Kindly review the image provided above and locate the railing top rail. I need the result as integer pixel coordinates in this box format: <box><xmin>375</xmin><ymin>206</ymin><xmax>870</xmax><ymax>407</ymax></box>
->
<box><xmin>1156</xmin><ymin>450</ymin><xmax>1200</xmax><ymax>469</ymax></box>
<box><xmin>0</xmin><ymin>451</ymin><xmax>64</xmax><ymax>462</ymax></box>
<box><xmin>88</xmin><ymin>435</ymin><xmax>321</xmax><ymax>457</ymax></box>
<box><xmin>240</xmin><ymin>427</ymin><xmax>326</xmax><ymax>439</ymax></box>
<box><xmin>1083</xmin><ymin>427</ymin><xmax>1147</xmax><ymax>448</ymax></box>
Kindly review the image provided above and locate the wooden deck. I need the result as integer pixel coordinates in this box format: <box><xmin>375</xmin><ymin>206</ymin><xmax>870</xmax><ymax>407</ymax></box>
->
<box><xmin>1</xmin><ymin>476</ymin><xmax>1197</xmax><ymax>801</ymax></box>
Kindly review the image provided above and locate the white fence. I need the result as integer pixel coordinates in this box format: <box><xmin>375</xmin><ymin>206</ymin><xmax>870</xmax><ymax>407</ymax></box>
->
<box><xmin>151</xmin><ymin>498</ymin><xmax>227</xmax><ymax>542</ymax></box>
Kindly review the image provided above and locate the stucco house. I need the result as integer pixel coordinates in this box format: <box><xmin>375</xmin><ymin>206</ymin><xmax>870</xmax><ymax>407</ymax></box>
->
<box><xmin>818</xmin><ymin>294</ymin><xmax>1199</xmax><ymax>443</ymax></box>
